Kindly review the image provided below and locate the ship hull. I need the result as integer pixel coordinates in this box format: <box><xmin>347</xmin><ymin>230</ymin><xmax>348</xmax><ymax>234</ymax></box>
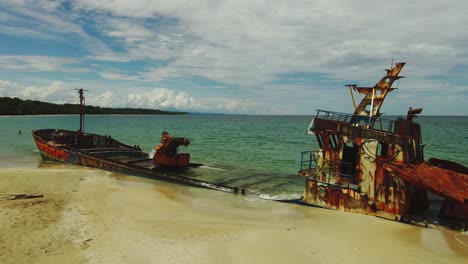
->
<box><xmin>32</xmin><ymin>129</ymin><xmax>237</xmax><ymax>193</ymax></box>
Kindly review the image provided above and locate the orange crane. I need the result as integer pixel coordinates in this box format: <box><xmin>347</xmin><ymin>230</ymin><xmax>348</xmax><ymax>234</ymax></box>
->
<box><xmin>153</xmin><ymin>131</ymin><xmax>191</xmax><ymax>167</ymax></box>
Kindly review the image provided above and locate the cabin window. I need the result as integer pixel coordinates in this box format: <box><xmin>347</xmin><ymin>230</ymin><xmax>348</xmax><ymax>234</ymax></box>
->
<box><xmin>341</xmin><ymin>142</ymin><xmax>358</xmax><ymax>179</ymax></box>
<box><xmin>316</xmin><ymin>134</ymin><xmax>324</xmax><ymax>149</ymax></box>
<box><xmin>330</xmin><ymin>134</ymin><xmax>338</xmax><ymax>149</ymax></box>
<box><xmin>377</xmin><ymin>142</ymin><xmax>389</xmax><ymax>158</ymax></box>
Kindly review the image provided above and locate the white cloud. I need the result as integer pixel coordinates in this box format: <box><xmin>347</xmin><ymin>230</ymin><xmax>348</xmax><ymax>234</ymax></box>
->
<box><xmin>99</xmin><ymin>18</ymin><xmax>154</xmax><ymax>44</ymax></box>
<box><xmin>87</xmin><ymin>91</ymin><xmax>117</xmax><ymax>107</ymax></box>
<box><xmin>0</xmin><ymin>79</ymin><xmax>208</xmax><ymax>112</ymax></box>
<box><xmin>87</xmin><ymin>53</ymin><xmax>131</xmax><ymax>63</ymax></box>
<box><xmin>0</xmin><ymin>1</ymin><xmax>121</xmax><ymax>63</ymax></box>
<box><xmin>0</xmin><ymin>80</ymin><xmax>74</xmax><ymax>102</ymax></box>
<box><xmin>0</xmin><ymin>25</ymin><xmax>64</xmax><ymax>40</ymax></box>
<box><xmin>215</xmin><ymin>99</ymin><xmax>253</xmax><ymax>114</ymax></box>
<box><xmin>72</xmin><ymin>0</ymin><xmax>468</xmax><ymax>90</ymax></box>
<box><xmin>0</xmin><ymin>10</ymin><xmax>19</xmax><ymax>21</ymax></box>
<box><xmin>99</xmin><ymin>71</ymin><xmax>143</xmax><ymax>81</ymax></box>
<box><xmin>0</xmin><ymin>55</ymin><xmax>85</xmax><ymax>72</ymax></box>
<box><xmin>126</xmin><ymin>88</ymin><xmax>203</xmax><ymax>111</ymax></box>
<box><xmin>20</xmin><ymin>81</ymin><xmax>65</xmax><ymax>100</ymax></box>
<box><xmin>76</xmin><ymin>87</ymin><xmax>208</xmax><ymax>112</ymax></box>
<box><xmin>0</xmin><ymin>0</ymin><xmax>467</xmax><ymax>114</ymax></box>
<box><xmin>2</xmin><ymin>1</ymin><xmax>85</xmax><ymax>37</ymax></box>
<box><xmin>140</xmin><ymin>67</ymin><xmax>183</xmax><ymax>82</ymax></box>
<box><xmin>0</xmin><ymin>80</ymin><xmax>24</xmax><ymax>92</ymax></box>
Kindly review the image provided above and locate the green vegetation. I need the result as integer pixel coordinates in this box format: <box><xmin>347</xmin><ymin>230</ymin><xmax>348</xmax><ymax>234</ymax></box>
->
<box><xmin>0</xmin><ymin>97</ymin><xmax>187</xmax><ymax>115</ymax></box>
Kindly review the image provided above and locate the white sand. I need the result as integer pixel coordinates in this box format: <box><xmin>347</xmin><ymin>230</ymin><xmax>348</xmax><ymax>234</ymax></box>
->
<box><xmin>0</xmin><ymin>166</ymin><xmax>467</xmax><ymax>264</ymax></box>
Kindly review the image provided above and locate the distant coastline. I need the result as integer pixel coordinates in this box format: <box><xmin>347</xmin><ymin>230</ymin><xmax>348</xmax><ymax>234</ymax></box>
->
<box><xmin>0</xmin><ymin>97</ymin><xmax>187</xmax><ymax>115</ymax></box>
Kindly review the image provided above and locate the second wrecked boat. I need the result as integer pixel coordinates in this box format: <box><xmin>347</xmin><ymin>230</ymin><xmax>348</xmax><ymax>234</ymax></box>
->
<box><xmin>299</xmin><ymin>62</ymin><xmax>467</xmax><ymax>226</ymax></box>
<box><xmin>32</xmin><ymin>89</ymin><xmax>245</xmax><ymax>194</ymax></box>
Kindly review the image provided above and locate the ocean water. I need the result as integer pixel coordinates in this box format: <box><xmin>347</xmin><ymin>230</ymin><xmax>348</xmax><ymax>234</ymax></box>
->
<box><xmin>0</xmin><ymin>114</ymin><xmax>467</xmax><ymax>198</ymax></box>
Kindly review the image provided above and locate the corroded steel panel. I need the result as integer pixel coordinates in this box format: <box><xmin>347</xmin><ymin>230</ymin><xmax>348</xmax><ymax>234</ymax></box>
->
<box><xmin>383</xmin><ymin>163</ymin><xmax>467</xmax><ymax>204</ymax></box>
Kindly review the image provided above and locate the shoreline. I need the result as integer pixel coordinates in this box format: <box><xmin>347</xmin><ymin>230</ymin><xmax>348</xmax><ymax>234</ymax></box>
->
<box><xmin>2</xmin><ymin>114</ymin><xmax>468</xmax><ymax>117</ymax></box>
<box><xmin>0</xmin><ymin>113</ymin><xmax>188</xmax><ymax>117</ymax></box>
<box><xmin>1</xmin><ymin>166</ymin><xmax>467</xmax><ymax>263</ymax></box>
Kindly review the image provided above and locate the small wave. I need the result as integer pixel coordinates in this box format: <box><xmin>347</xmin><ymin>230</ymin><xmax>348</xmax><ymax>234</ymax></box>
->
<box><xmin>199</xmin><ymin>165</ymin><xmax>227</xmax><ymax>171</ymax></box>
<box><xmin>216</xmin><ymin>174</ymin><xmax>263</xmax><ymax>185</ymax></box>
<box><xmin>257</xmin><ymin>192</ymin><xmax>303</xmax><ymax>201</ymax></box>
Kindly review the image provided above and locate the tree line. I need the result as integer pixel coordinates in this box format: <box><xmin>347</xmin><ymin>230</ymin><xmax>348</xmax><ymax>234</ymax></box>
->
<box><xmin>0</xmin><ymin>97</ymin><xmax>187</xmax><ymax>115</ymax></box>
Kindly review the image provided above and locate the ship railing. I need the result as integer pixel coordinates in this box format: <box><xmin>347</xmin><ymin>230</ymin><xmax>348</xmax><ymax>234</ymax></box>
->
<box><xmin>312</xmin><ymin>109</ymin><xmax>395</xmax><ymax>133</ymax></box>
<box><xmin>300</xmin><ymin>150</ymin><xmax>320</xmax><ymax>175</ymax></box>
<box><xmin>300</xmin><ymin>150</ymin><xmax>358</xmax><ymax>191</ymax></box>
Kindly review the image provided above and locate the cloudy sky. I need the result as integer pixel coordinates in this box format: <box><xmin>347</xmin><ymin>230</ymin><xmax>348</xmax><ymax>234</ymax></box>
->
<box><xmin>0</xmin><ymin>0</ymin><xmax>467</xmax><ymax>115</ymax></box>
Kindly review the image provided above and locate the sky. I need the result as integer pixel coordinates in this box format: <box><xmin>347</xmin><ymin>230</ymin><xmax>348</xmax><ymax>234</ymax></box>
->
<box><xmin>0</xmin><ymin>0</ymin><xmax>467</xmax><ymax>115</ymax></box>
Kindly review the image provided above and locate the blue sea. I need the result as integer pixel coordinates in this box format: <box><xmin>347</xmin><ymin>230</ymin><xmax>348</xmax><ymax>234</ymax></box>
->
<box><xmin>1</xmin><ymin>114</ymin><xmax>467</xmax><ymax>199</ymax></box>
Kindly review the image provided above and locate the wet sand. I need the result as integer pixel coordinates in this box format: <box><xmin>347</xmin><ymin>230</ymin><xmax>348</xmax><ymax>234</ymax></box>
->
<box><xmin>0</xmin><ymin>166</ymin><xmax>467</xmax><ymax>263</ymax></box>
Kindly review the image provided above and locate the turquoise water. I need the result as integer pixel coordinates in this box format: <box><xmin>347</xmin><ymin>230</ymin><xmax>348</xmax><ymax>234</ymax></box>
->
<box><xmin>0</xmin><ymin>114</ymin><xmax>467</xmax><ymax>198</ymax></box>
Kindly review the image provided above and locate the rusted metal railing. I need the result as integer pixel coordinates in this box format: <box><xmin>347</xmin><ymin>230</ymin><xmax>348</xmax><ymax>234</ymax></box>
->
<box><xmin>313</xmin><ymin>109</ymin><xmax>395</xmax><ymax>133</ymax></box>
<box><xmin>300</xmin><ymin>150</ymin><xmax>358</xmax><ymax>191</ymax></box>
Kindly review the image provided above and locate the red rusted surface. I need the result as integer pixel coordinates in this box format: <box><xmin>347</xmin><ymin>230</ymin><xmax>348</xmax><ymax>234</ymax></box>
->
<box><xmin>35</xmin><ymin>138</ymin><xmax>70</xmax><ymax>162</ymax></box>
<box><xmin>383</xmin><ymin>162</ymin><xmax>467</xmax><ymax>204</ymax></box>
<box><xmin>154</xmin><ymin>131</ymin><xmax>191</xmax><ymax>167</ymax></box>
<box><xmin>428</xmin><ymin>157</ymin><xmax>468</xmax><ymax>174</ymax></box>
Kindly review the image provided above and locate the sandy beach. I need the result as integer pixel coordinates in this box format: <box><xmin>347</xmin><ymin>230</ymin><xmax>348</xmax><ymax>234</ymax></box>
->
<box><xmin>0</xmin><ymin>165</ymin><xmax>467</xmax><ymax>264</ymax></box>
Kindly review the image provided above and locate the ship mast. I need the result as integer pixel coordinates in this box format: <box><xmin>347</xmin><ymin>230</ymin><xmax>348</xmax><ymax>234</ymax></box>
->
<box><xmin>75</xmin><ymin>88</ymin><xmax>89</xmax><ymax>134</ymax></box>
<box><xmin>347</xmin><ymin>62</ymin><xmax>405</xmax><ymax>117</ymax></box>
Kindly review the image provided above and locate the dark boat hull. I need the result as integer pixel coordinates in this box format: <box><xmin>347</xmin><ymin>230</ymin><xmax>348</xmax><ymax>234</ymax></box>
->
<box><xmin>32</xmin><ymin>129</ymin><xmax>239</xmax><ymax>193</ymax></box>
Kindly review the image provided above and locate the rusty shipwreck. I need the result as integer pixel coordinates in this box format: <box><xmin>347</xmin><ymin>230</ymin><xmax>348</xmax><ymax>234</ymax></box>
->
<box><xmin>299</xmin><ymin>62</ymin><xmax>467</xmax><ymax>226</ymax></box>
<box><xmin>32</xmin><ymin>89</ymin><xmax>243</xmax><ymax>194</ymax></box>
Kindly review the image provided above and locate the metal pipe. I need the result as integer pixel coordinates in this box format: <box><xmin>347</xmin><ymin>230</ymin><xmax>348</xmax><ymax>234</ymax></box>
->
<box><xmin>369</xmin><ymin>88</ymin><xmax>375</xmax><ymax>127</ymax></box>
<box><xmin>348</xmin><ymin>86</ymin><xmax>357</xmax><ymax>110</ymax></box>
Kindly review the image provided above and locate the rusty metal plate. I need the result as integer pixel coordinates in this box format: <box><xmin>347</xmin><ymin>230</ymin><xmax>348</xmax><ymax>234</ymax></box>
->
<box><xmin>384</xmin><ymin>162</ymin><xmax>468</xmax><ymax>204</ymax></box>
